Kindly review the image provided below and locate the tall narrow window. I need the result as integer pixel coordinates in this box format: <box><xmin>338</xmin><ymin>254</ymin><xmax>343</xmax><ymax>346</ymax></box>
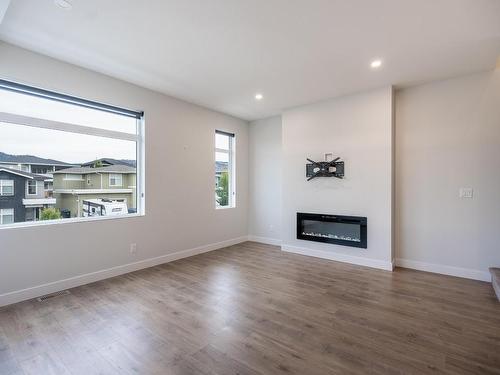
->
<box><xmin>215</xmin><ymin>130</ymin><xmax>235</xmax><ymax>208</ymax></box>
<box><xmin>0</xmin><ymin>79</ymin><xmax>145</xmax><ymax>227</ymax></box>
<box><xmin>27</xmin><ymin>180</ymin><xmax>37</xmax><ymax>195</ymax></box>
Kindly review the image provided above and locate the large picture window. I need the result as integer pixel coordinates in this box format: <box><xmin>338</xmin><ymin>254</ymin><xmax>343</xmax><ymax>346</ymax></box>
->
<box><xmin>0</xmin><ymin>79</ymin><xmax>145</xmax><ymax>227</ymax></box>
<box><xmin>215</xmin><ymin>130</ymin><xmax>235</xmax><ymax>208</ymax></box>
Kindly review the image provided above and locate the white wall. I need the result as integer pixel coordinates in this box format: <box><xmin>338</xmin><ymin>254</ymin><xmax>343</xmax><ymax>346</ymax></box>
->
<box><xmin>248</xmin><ymin>116</ymin><xmax>282</xmax><ymax>244</ymax></box>
<box><xmin>395</xmin><ymin>69</ymin><xmax>500</xmax><ymax>281</ymax></box>
<box><xmin>2</xmin><ymin>42</ymin><xmax>497</xmax><ymax>307</ymax></box>
<box><xmin>0</xmin><ymin>42</ymin><xmax>249</xmax><ymax>305</ymax></box>
<box><xmin>281</xmin><ymin>87</ymin><xmax>394</xmax><ymax>270</ymax></box>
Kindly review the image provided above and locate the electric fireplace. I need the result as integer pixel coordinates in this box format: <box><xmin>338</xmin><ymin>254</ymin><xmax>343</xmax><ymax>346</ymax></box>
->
<box><xmin>297</xmin><ymin>212</ymin><xmax>367</xmax><ymax>248</ymax></box>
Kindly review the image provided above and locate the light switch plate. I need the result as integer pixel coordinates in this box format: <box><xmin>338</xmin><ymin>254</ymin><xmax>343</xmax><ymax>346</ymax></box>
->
<box><xmin>459</xmin><ymin>188</ymin><xmax>473</xmax><ymax>199</ymax></box>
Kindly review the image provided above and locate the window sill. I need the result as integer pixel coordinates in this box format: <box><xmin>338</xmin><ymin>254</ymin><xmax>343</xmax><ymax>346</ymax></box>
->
<box><xmin>215</xmin><ymin>206</ymin><xmax>236</xmax><ymax>210</ymax></box>
<box><xmin>0</xmin><ymin>212</ymin><xmax>145</xmax><ymax>230</ymax></box>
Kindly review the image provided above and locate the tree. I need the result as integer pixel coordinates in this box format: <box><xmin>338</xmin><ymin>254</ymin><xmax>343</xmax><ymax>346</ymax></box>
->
<box><xmin>40</xmin><ymin>207</ymin><xmax>62</xmax><ymax>221</ymax></box>
<box><xmin>216</xmin><ymin>171</ymin><xmax>229</xmax><ymax>206</ymax></box>
<box><xmin>93</xmin><ymin>160</ymin><xmax>104</xmax><ymax>168</ymax></box>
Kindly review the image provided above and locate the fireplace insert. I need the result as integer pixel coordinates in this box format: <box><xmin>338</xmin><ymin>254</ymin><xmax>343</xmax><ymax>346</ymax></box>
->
<box><xmin>297</xmin><ymin>212</ymin><xmax>367</xmax><ymax>248</ymax></box>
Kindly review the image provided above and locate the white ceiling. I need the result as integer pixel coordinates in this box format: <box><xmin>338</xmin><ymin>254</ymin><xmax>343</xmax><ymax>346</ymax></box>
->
<box><xmin>1</xmin><ymin>0</ymin><xmax>499</xmax><ymax>121</ymax></box>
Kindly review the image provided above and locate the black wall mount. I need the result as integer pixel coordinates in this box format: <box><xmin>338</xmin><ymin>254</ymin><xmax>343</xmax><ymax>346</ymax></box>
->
<box><xmin>306</xmin><ymin>157</ymin><xmax>344</xmax><ymax>181</ymax></box>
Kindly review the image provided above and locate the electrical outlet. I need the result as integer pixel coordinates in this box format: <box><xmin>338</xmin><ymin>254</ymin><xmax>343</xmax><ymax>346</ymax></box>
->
<box><xmin>459</xmin><ymin>188</ymin><xmax>473</xmax><ymax>199</ymax></box>
<box><xmin>130</xmin><ymin>243</ymin><xmax>137</xmax><ymax>254</ymax></box>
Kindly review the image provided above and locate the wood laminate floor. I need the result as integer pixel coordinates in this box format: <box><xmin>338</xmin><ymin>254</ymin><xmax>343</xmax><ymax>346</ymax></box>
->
<box><xmin>0</xmin><ymin>242</ymin><xmax>499</xmax><ymax>375</ymax></box>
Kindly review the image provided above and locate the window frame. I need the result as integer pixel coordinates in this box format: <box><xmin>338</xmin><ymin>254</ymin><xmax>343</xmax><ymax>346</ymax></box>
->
<box><xmin>0</xmin><ymin>208</ymin><xmax>14</xmax><ymax>225</ymax></box>
<box><xmin>109</xmin><ymin>173</ymin><xmax>123</xmax><ymax>187</ymax></box>
<box><xmin>27</xmin><ymin>180</ymin><xmax>38</xmax><ymax>196</ymax></box>
<box><xmin>0</xmin><ymin>79</ymin><xmax>146</xmax><ymax>230</ymax></box>
<box><xmin>0</xmin><ymin>179</ymin><xmax>14</xmax><ymax>196</ymax></box>
<box><xmin>215</xmin><ymin>130</ymin><xmax>236</xmax><ymax>209</ymax></box>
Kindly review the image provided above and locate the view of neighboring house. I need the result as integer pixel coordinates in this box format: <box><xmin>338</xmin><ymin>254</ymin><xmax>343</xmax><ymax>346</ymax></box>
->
<box><xmin>0</xmin><ymin>153</ymin><xmax>77</xmax><ymax>224</ymax></box>
<box><xmin>0</xmin><ymin>152</ymin><xmax>76</xmax><ymax>174</ymax></box>
<box><xmin>53</xmin><ymin>164</ymin><xmax>137</xmax><ymax>218</ymax></box>
<box><xmin>0</xmin><ymin>152</ymin><xmax>76</xmax><ymax>199</ymax></box>
<box><xmin>215</xmin><ymin>160</ymin><xmax>228</xmax><ymax>187</ymax></box>
<box><xmin>0</xmin><ymin>168</ymin><xmax>56</xmax><ymax>224</ymax></box>
<box><xmin>0</xmin><ymin>153</ymin><xmax>137</xmax><ymax>224</ymax></box>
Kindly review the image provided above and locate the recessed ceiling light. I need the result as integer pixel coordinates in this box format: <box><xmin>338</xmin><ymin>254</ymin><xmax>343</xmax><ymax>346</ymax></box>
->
<box><xmin>255</xmin><ymin>93</ymin><xmax>263</xmax><ymax>100</ymax></box>
<box><xmin>370</xmin><ymin>59</ymin><xmax>382</xmax><ymax>69</ymax></box>
<box><xmin>54</xmin><ymin>0</ymin><xmax>72</xmax><ymax>10</ymax></box>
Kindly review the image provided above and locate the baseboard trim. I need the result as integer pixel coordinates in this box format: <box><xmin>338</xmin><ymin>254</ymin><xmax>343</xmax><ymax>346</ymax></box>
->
<box><xmin>0</xmin><ymin>236</ymin><xmax>248</xmax><ymax>307</ymax></box>
<box><xmin>247</xmin><ymin>235</ymin><xmax>282</xmax><ymax>246</ymax></box>
<box><xmin>395</xmin><ymin>258</ymin><xmax>491</xmax><ymax>282</ymax></box>
<box><xmin>281</xmin><ymin>244</ymin><xmax>393</xmax><ymax>271</ymax></box>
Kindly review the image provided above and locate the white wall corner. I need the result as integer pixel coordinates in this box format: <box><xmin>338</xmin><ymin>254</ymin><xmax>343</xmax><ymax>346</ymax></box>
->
<box><xmin>248</xmin><ymin>235</ymin><xmax>282</xmax><ymax>246</ymax></box>
<box><xmin>0</xmin><ymin>236</ymin><xmax>249</xmax><ymax>307</ymax></box>
<box><xmin>281</xmin><ymin>244</ymin><xmax>394</xmax><ymax>271</ymax></box>
<box><xmin>0</xmin><ymin>0</ymin><xmax>11</xmax><ymax>25</ymax></box>
<box><xmin>395</xmin><ymin>258</ymin><xmax>491</xmax><ymax>282</ymax></box>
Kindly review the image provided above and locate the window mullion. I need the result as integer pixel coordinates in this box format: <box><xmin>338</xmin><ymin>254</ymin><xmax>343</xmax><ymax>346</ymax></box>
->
<box><xmin>0</xmin><ymin>84</ymin><xmax>145</xmax><ymax>228</ymax></box>
<box><xmin>0</xmin><ymin>111</ymin><xmax>138</xmax><ymax>142</ymax></box>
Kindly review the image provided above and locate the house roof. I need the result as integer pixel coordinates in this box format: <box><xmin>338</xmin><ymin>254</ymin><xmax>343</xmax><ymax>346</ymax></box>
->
<box><xmin>53</xmin><ymin>164</ymin><xmax>136</xmax><ymax>175</ymax></box>
<box><xmin>81</xmin><ymin>158</ymin><xmax>137</xmax><ymax>168</ymax></box>
<box><xmin>0</xmin><ymin>168</ymin><xmax>46</xmax><ymax>180</ymax></box>
<box><xmin>0</xmin><ymin>152</ymin><xmax>74</xmax><ymax>166</ymax></box>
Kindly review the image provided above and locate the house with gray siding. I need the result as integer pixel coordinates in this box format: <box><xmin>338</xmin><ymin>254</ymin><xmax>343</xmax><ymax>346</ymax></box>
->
<box><xmin>0</xmin><ymin>168</ymin><xmax>57</xmax><ymax>224</ymax></box>
<box><xmin>0</xmin><ymin>152</ymin><xmax>76</xmax><ymax>200</ymax></box>
<box><xmin>0</xmin><ymin>152</ymin><xmax>75</xmax><ymax>174</ymax></box>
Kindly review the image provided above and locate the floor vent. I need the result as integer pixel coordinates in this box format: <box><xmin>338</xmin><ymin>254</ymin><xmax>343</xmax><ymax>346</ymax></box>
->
<box><xmin>37</xmin><ymin>290</ymin><xmax>70</xmax><ymax>302</ymax></box>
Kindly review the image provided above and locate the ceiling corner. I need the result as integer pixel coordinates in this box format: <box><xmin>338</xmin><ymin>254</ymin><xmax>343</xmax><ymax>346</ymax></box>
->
<box><xmin>0</xmin><ymin>0</ymin><xmax>11</xmax><ymax>25</ymax></box>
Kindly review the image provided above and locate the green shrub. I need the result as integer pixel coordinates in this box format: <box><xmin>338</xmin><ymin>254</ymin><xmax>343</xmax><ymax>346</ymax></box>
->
<box><xmin>40</xmin><ymin>207</ymin><xmax>62</xmax><ymax>220</ymax></box>
<box><xmin>216</xmin><ymin>171</ymin><xmax>229</xmax><ymax>206</ymax></box>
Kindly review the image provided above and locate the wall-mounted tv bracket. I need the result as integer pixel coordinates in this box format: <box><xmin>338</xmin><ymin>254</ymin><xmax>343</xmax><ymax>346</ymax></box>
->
<box><xmin>306</xmin><ymin>157</ymin><xmax>344</xmax><ymax>181</ymax></box>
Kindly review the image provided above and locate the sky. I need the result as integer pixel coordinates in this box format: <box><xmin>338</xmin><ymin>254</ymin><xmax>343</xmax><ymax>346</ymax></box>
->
<box><xmin>0</xmin><ymin>122</ymin><xmax>136</xmax><ymax>164</ymax></box>
<box><xmin>0</xmin><ymin>89</ymin><xmax>137</xmax><ymax>164</ymax></box>
<box><xmin>0</xmin><ymin>90</ymin><xmax>235</xmax><ymax>165</ymax></box>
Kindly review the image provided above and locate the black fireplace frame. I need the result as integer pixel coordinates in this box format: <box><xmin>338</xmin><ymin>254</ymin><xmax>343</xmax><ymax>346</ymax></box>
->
<box><xmin>297</xmin><ymin>212</ymin><xmax>367</xmax><ymax>248</ymax></box>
